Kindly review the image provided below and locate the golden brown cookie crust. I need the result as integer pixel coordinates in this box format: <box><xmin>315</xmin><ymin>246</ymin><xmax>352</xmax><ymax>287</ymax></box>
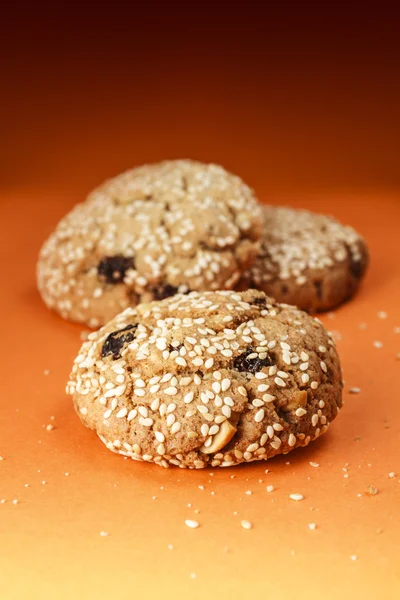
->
<box><xmin>67</xmin><ymin>289</ymin><xmax>343</xmax><ymax>468</ymax></box>
<box><xmin>238</xmin><ymin>206</ymin><xmax>369</xmax><ymax>312</ymax></box>
<box><xmin>37</xmin><ymin>160</ymin><xmax>262</xmax><ymax>327</ymax></box>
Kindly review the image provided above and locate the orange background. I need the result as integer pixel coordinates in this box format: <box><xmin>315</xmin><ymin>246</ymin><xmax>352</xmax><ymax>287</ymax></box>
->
<box><xmin>1</xmin><ymin>3</ymin><xmax>400</xmax><ymax>599</ymax></box>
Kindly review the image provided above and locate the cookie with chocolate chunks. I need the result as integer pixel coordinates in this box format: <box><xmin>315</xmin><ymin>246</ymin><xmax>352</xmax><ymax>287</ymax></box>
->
<box><xmin>67</xmin><ymin>289</ymin><xmax>343</xmax><ymax>469</ymax></box>
<box><xmin>37</xmin><ymin>160</ymin><xmax>262</xmax><ymax>327</ymax></box>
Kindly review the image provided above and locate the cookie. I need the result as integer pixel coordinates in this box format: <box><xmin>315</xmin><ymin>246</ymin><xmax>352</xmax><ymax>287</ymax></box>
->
<box><xmin>67</xmin><ymin>289</ymin><xmax>343</xmax><ymax>469</ymax></box>
<box><xmin>37</xmin><ymin>160</ymin><xmax>262</xmax><ymax>328</ymax></box>
<box><xmin>238</xmin><ymin>206</ymin><xmax>369</xmax><ymax>312</ymax></box>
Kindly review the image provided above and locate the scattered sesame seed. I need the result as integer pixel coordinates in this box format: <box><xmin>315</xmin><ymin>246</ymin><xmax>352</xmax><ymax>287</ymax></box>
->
<box><xmin>240</xmin><ymin>520</ymin><xmax>252</xmax><ymax>530</ymax></box>
<box><xmin>99</xmin><ymin>531</ymin><xmax>109</xmax><ymax>537</ymax></box>
<box><xmin>349</xmin><ymin>387</ymin><xmax>361</xmax><ymax>394</ymax></box>
<box><xmin>289</xmin><ymin>493</ymin><xmax>304</xmax><ymax>501</ymax></box>
<box><xmin>185</xmin><ymin>520</ymin><xmax>199</xmax><ymax>529</ymax></box>
<box><xmin>266</xmin><ymin>485</ymin><xmax>274</xmax><ymax>493</ymax></box>
<box><xmin>373</xmin><ymin>341</ymin><xmax>383</xmax><ymax>348</ymax></box>
<box><xmin>308</xmin><ymin>523</ymin><xmax>317</xmax><ymax>530</ymax></box>
<box><xmin>309</xmin><ymin>462</ymin><xmax>319</xmax><ymax>468</ymax></box>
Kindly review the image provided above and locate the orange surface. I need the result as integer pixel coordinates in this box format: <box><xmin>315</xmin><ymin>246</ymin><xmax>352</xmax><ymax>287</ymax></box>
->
<box><xmin>1</xmin><ymin>3</ymin><xmax>400</xmax><ymax>597</ymax></box>
<box><xmin>1</xmin><ymin>189</ymin><xmax>399</xmax><ymax>600</ymax></box>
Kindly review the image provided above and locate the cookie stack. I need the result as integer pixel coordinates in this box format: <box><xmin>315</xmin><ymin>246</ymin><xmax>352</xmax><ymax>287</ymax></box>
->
<box><xmin>38</xmin><ymin>160</ymin><xmax>369</xmax><ymax>468</ymax></box>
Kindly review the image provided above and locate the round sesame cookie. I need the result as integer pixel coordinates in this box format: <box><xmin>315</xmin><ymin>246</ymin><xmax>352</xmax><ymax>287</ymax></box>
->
<box><xmin>67</xmin><ymin>289</ymin><xmax>343</xmax><ymax>469</ymax></box>
<box><xmin>37</xmin><ymin>160</ymin><xmax>262</xmax><ymax>328</ymax></box>
<box><xmin>237</xmin><ymin>206</ymin><xmax>369</xmax><ymax>312</ymax></box>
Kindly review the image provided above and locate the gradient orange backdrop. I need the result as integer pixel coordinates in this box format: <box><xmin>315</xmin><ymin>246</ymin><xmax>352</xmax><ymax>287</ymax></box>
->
<box><xmin>1</xmin><ymin>3</ymin><xmax>400</xmax><ymax>599</ymax></box>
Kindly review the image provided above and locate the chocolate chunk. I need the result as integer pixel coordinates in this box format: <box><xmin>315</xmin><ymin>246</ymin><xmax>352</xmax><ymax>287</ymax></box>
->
<box><xmin>251</xmin><ymin>296</ymin><xmax>267</xmax><ymax>307</ymax></box>
<box><xmin>350</xmin><ymin>258</ymin><xmax>364</xmax><ymax>280</ymax></box>
<box><xmin>101</xmin><ymin>324</ymin><xmax>138</xmax><ymax>359</ymax></box>
<box><xmin>313</xmin><ymin>280</ymin><xmax>323</xmax><ymax>301</ymax></box>
<box><xmin>280</xmin><ymin>284</ymin><xmax>289</xmax><ymax>296</ymax></box>
<box><xmin>97</xmin><ymin>255</ymin><xmax>134</xmax><ymax>284</ymax></box>
<box><xmin>233</xmin><ymin>347</ymin><xmax>272</xmax><ymax>374</ymax></box>
<box><xmin>153</xmin><ymin>284</ymin><xmax>190</xmax><ymax>301</ymax></box>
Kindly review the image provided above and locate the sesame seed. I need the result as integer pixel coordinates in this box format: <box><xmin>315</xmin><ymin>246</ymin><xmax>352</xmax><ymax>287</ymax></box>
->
<box><xmin>274</xmin><ymin>377</ymin><xmax>286</xmax><ymax>387</ymax></box>
<box><xmin>263</xmin><ymin>393</ymin><xmax>275</xmax><ymax>402</ymax></box>
<box><xmin>171</xmin><ymin>422</ymin><xmax>181</xmax><ymax>434</ymax></box>
<box><xmin>238</xmin><ymin>386</ymin><xmax>247</xmax><ymax>397</ymax></box>
<box><xmin>308</xmin><ymin>523</ymin><xmax>317</xmax><ymax>530</ymax></box>
<box><xmin>222</xmin><ymin>405</ymin><xmax>232</xmax><ymax>418</ymax></box>
<box><xmin>295</xmin><ymin>408</ymin><xmax>307</xmax><ymax>417</ymax></box>
<box><xmin>165</xmin><ymin>387</ymin><xmax>178</xmax><ymax>396</ymax></box>
<box><xmin>116</xmin><ymin>407</ymin><xmax>128</xmax><ymax>419</ymax></box>
<box><xmin>289</xmin><ymin>493</ymin><xmax>304</xmax><ymax>501</ymax></box>
<box><xmin>257</xmin><ymin>384</ymin><xmax>268</xmax><ymax>392</ymax></box>
<box><xmin>184</xmin><ymin>391</ymin><xmax>194</xmax><ymax>403</ymax></box>
<box><xmin>266</xmin><ymin>485</ymin><xmax>274</xmax><ymax>493</ymax></box>
<box><xmin>185</xmin><ymin>520</ymin><xmax>199</xmax><ymax>529</ymax></box>
<box><xmin>166</xmin><ymin>414</ymin><xmax>176</xmax><ymax>426</ymax></box>
<box><xmin>201</xmin><ymin>424</ymin><xmax>209</xmax><ymax>436</ymax></box>
<box><xmin>309</xmin><ymin>461</ymin><xmax>319</xmax><ymax>467</ymax></box>
<box><xmin>254</xmin><ymin>409</ymin><xmax>265</xmax><ymax>422</ymax></box>
<box><xmin>221</xmin><ymin>378</ymin><xmax>231</xmax><ymax>391</ymax></box>
<box><xmin>240</xmin><ymin>520</ymin><xmax>252</xmax><ymax>530</ymax></box>
<box><xmin>288</xmin><ymin>433</ymin><xmax>296</xmax><ymax>447</ymax></box>
<box><xmin>320</xmin><ymin>361</ymin><xmax>327</xmax><ymax>373</ymax></box>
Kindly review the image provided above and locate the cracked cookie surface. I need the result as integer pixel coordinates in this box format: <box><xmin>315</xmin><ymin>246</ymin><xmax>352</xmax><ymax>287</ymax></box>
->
<box><xmin>238</xmin><ymin>206</ymin><xmax>369</xmax><ymax>312</ymax></box>
<box><xmin>37</xmin><ymin>160</ymin><xmax>262</xmax><ymax>327</ymax></box>
<box><xmin>67</xmin><ymin>289</ymin><xmax>343</xmax><ymax>468</ymax></box>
